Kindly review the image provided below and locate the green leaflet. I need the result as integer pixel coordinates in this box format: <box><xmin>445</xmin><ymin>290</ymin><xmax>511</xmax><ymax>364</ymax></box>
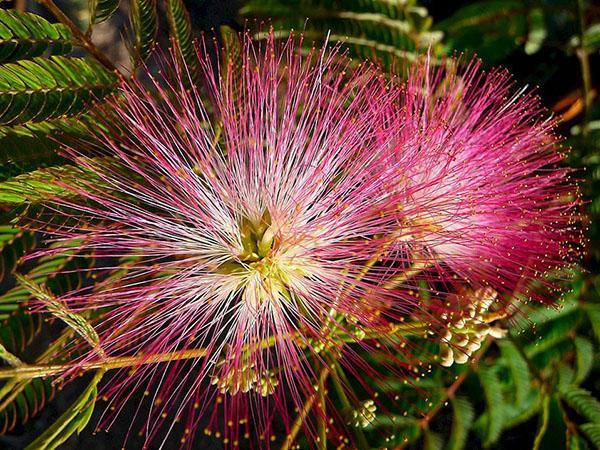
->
<box><xmin>0</xmin><ymin>163</ymin><xmax>92</xmax><ymax>205</ymax></box>
<box><xmin>130</xmin><ymin>0</ymin><xmax>158</xmax><ymax>64</ymax></box>
<box><xmin>423</xmin><ymin>430</ymin><xmax>443</xmax><ymax>450</ymax></box>
<box><xmin>0</xmin><ymin>309</ymin><xmax>42</xmax><ymax>355</ymax></box>
<box><xmin>476</xmin><ymin>366</ymin><xmax>504</xmax><ymax>446</ymax></box>
<box><xmin>0</xmin><ymin>311</ymin><xmax>54</xmax><ymax>434</ymax></box>
<box><xmin>524</xmin><ymin>308</ymin><xmax>582</xmax><ymax>358</ymax></box>
<box><xmin>89</xmin><ymin>0</ymin><xmax>120</xmax><ymax>25</ymax></box>
<box><xmin>0</xmin><ymin>230</ymin><xmax>36</xmax><ymax>315</ymax></box>
<box><xmin>25</xmin><ymin>370</ymin><xmax>103</xmax><ymax>450</ymax></box>
<box><xmin>0</xmin><ymin>376</ymin><xmax>56</xmax><ymax>435</ymax></box>
<box><xmin>0</xmin><ymin>343</ymin><xmax>22</xmax><ymax>367</ymax></box>
<box><xmin>559</xmin><ymin>386</ymin><xmax>600</xmax><ymax>424</ymax></box>
<box><xmin>447</xmin><ymin>397</ymin><xmax>474</xmax><ymax>450</ymax></box>
<box><xmin>15</xmin><ymin>274</ymin><xmax>103</xmax><ymax>357</ymax></box>
<box><xmin>582</xmin><ymin>23</ymin><xmax>600</xmax><ymax>52</ymax></box>
<box><xmin>435</xmin><ymin>0</ymin><xmax>527</xmax><ymax>64</ymax></box>
<box><xmin>242</xmin><ymin>0</ymin><xmax>442</xmax><ymax>68</ymax></box>
<box><xmin>0</xmin><ymin>241</ymin><xmax>80</xmax><ymax>320</ymax></box>
<box><xmin>0</xmin><ymin>9</ymin><xmax>72</xmax><ymax>63</ymax></box>
<box><xmin>573</xmin><ymin>337</ymin><xmax>594</xmax><ymax>384</ymax></box>
<box><xmin>580</xmin><ymin>423</ymin><xmax>600</xmax><ymax>447</ymax></box>
<box><xmin>585</xmin><ymin>303</ymin><xmax>600</xmax><ymax>344</ymax></box>
<box><xmin>0</xmin><ymin>56</ymin><xmax>116</xmax><ymax>125</ymax></box>
<box><xmin>498</xmin><ymin>340</ymin><xmax>532</xmax><ymax>405</ymax></box>
<box><xmin>0</xmin><ymin>117</ymin><xmax>92</xmax><ymax>181</ymax></box>
<box><xmin>166</xmin><ymin>0</ymin><xmax>198</xmax><ymax>77</ymax></box>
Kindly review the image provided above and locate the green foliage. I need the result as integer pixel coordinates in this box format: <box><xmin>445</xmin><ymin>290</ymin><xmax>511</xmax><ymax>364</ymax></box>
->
<box><xmin>559</xmin><ymin>387</ymin><xmax>600</xmax><ymax>424</ymax></box>
<box><xmin>0</xmin><ymin>229</ymin><xmax>37</xmax><ymax>315</ymax></box>
<box><xmin>130</xmin><ymin>0</ymin><xmax>158</xmax><ymax>63</ymax></box>
<box><xmin>0</xmin><ymin>56</ymin><xmax>116</xmax><ymax>125</ymax></box>
<box><xmin>166</xmin><ymin>0</ymin><xmax>198</xmax><ymax>76</ymax></box>
<box><xmin>0</xmin><ymin>310</ymin><xmax>42</xmax><ymax>356</ymax></box>
<box><xmin>24</xmin><ymin>370</ymin><xmax>103</xmax><ymax>450</ymax></box>
<box><xmin>16</xmin><ymin>274</ymin><xmax>102</xmax><ymax>356</ymax></box>
<box><xmin>0</xmin><ymin>9</ymin><xmax>72</xmax><ymax>63</ymax></box>
<box><xmin>0</xmin><ymin>118</ymin><xmax>91</xmax><ymax>181</ymax></box>
<box><xmin>0</xmin><ymin>163</ymin><xmax>92</xmax><ymax>205</ymax></box>
<box><xmin>435</xmin><ymin>1</ymin><xmax>527</xmax><ymax>63</ymax></box>
<box><xmin>89</xmin><ymin>0</ymin><xmax>120</xmax><ymax>25</ymax></box>
<box><xmin>497</xmin><ymin>340</ymin><xmax>531</xmax><ymax>404</ymax></box>
<box><xmin>475</xmin><ymin>366</ymin><xmax>504</xmax><ymax>446</ymax></box>
<box><xmin>447</xmin><ymin>397</ymin><xmax>475</xmax><ymax>450</ymax></box>
<box><xmin>0</xmin><ymin>376</ymin><xmax>56</xmax><ymax>435</ymax></box>
<box><xmin>580</xmin><ymin>423</ymin><xmax>600</xmax><ymax>447</ymax></box>
<box><xmin>0</xmin><ymin>1</ymin><xmax>596</xmax><ymax>449</ymax></box>
<box><xmin>241</xmin><ymin>0</ymin><xmax>442</xmax><ymax>67</ymax></box>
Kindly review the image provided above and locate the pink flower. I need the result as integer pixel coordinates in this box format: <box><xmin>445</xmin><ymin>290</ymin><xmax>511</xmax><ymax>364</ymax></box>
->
<box><xmin>37</xmin><ymin>32</ymin><xmax>416</xmax><ymax>447</ymax></box>
<box><xmin>385</xmin><ymin>55</ymin><xmax>582</xmax><ymax>302</ymax></box>
<box><xmin>30</xmin><ymin>33</ymin><xmax>581</xmax><ymax>448</ymax></box>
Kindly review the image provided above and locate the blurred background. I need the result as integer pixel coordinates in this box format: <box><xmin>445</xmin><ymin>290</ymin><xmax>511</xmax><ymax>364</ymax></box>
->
<box><xmin>1</xmin><ymin>0</ymin><xmax>599</xmax><ymax>448</ymax></box>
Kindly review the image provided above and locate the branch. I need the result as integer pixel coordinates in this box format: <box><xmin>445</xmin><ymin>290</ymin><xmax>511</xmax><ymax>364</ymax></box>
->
<box><xmin>576</xmin><ymin>0</ymin><xmax>592</xmax><ymax>134</ymax></box>
<box><xmin>393</xmin><ymin>338</ymin><xmax>494</xmax><ymax>450</ymax></box>
<box><xmin>35</xmin><ymin>0</ymin><xmax>118</xmax><ymax>73</ymax></box>
<box><xmin>0</xmin><ymin>347</ymin><xmax>207</xmax><ymax>380</ymax></box>
<box><xmin>281</xmin><ymin>366</ymin><xmax>331</xmax><ymax>450</ymax></box>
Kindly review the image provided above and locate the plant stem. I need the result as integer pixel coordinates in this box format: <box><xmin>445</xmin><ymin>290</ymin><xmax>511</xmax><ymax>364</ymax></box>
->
<box><xmin>317</xmin><ymin>368</ymin><xmax>328</xmax><ymax>450</ymax></box>
<box><xmin>576</xmin><ymin>0</ymin><xmax>592</xmax><ymax>135</ymax></box>
<box><xmin>533</xmin><ymin>393</ymin><xmax>551</xmax><ymax>450</ymax></box>
<box><xmin>382</xmin><ymin>259</ymin><xmax>431</xmax><ymax>290</ymax></box>
<box><xmin>416</xmin><ymin>338</ymin><xmax>492</xmax><ymax>432</ymax></box>
<box><xmin>35</xmin><ymin>0</ymin><xmax>118</xmax><ymax>73</ymax></box>
<box><xmin>281</xmin><ymin>366</ymin><xmax>330</xmax><ymax>450</ymax></box>
<box><xmin>329</xmin><ymin>362</ymin><xmax>370</xmax><ymax>450</ymax></box>
<box><xmin>0</xmin><ymin>347</ymin><xmax>207</xmax><ymax>380</ymax></box>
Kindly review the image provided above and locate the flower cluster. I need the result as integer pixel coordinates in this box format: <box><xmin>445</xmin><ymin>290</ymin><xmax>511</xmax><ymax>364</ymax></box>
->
<box><xmin>35</xmin><ymin>31</ymin><xmax>580</xmax><ymax>448</ymax></box>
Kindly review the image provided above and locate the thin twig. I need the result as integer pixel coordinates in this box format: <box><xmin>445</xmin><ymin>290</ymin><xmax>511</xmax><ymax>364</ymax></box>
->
<box><xmin>533</xmin><ymin>393</ymin><xmax>551</xmax><ymax>450</ymax></box>
<box><xmin>0</xmin><ymin>347</ymin><xmax>207</xmax><ymax>380</ymax></box>
<box><xmin>317</xmin><ymin>368</ymin><xmax>328</xmax><ymax>450</ymax></box>
<box><xmin>36</xmin><ymin>0</ymin><xmax>118</xmax><ymax>73</ymax></box>
<box><xmin>329</xmin><ymin>362</ymin><xmax>370</xmax><ymax>450</ymax></box>
<box><xmin>281</xmin><ymin>366</ymin><xmax>331</xmax><ymax>450</ymax></box>
<box><xmin>576</xmin><ymin>0</ymin><xmax>592</xmax><ymax>135</ymax></box>
<box><xmin>393</xmin><ymin>339</ymin><xmax>494</xmax><ymax>449</ymax></box>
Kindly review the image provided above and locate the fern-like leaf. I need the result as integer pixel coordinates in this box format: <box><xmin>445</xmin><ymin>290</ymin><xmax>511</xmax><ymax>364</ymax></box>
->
<box><xmin>0</xmin><ymin>9</ymin><xmax>72</xmax><ymax>63</ymax></box>
<box><xmin>0</xmin><ymin>229</ymin><xmax>36</xmax><ymax>312</ymax></box>
<box><xmin>166</xmin><ymin>0</ymin><xmax>198</xmax><ymax>77</ymax></box>
<box><xmin>89</xmin><ymin>0</ymin><xmax>120</xmax><ymax>25</ymax></box>
<box><xmin>0</xmin><ymin>238</ymin><xmax>80</xmax><ymax>318</ymax></box>
<box><xmin>130</xmin><ymin>0</ymin><xmax>158</xmax><ymax>63</ymax></box>
<box><xmin>16</xmin><ymin>274</ymin><xmax>103</xmax><ymax>357</ymax></box>
<box><xmin>242</xmin><ymin>0</ymin><xmax>442</xmax><ymax>68</ymax></box>
<box><xmin>586</xmin><ymin>304</ymin><xmax>600</xmax><ymax>344</ymax></box>
<box><xmin>498</xmin><ymin>340</ymin><xmax>532</xmax><ymax>405</ymax></box>
<box><xmin>435</xmin><ymin>0</ymin><xmax>527</xmax><ymax>64</ymax></box>
<box><xmin>447</xmin><ymin>396</ymin><xmax>475</xmax><ymax>450</ymax></box>
<box><xmin>580</xmin><ymin>423</ymin><xmax>600</xmax><ymax>447</ymax></box>
<box><xmin>573</xmin><ymin>337</ymin><xmax>594</xmax><ymax>384</ymax></box>
<box><xmin>476</xmin><ymin>366</ymin><xmax>504</xmax><ymax>447</ymax></box>
<box><xmin>0</xmin><ymin>163</ymin><xmax>94</xmax><ymax>205</ymax></box>
<box><xmin>24</xmin><ymin>370</ymin><xmax>103</xmax><ymax>450</ymax></box>
<box><xmin>0</xmin><ymin>56</ymin><xmax>116</xmax><ymax>125</ymax></box>
<box><xmin>423</xmin><ymin>430</ymin><xmax>443</xmax><ymax>450</ymax></box>
<box><xmin>0</xmin><ymin>117</ymin><xmax>92</xmax><ymax>181</ymax></box>
<box><xmin>559</xmin><ymin>386</ymin><xmax>600</xmax><ymax>424</ymax></box>
<box><xmin>0</xmin><ymin>377</ymin><xmax>56</xmax><ymax>435</ymax></box>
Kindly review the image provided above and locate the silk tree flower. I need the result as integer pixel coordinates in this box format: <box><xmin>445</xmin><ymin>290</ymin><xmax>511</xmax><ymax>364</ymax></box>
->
<box><xmin>384</xmin><ymin>55</ymin><xmax>582</xmax><ymax>305</ymax></box>
<box><xmin>28</xmin><ymin>32</ymin><xmax>581</xmax><ymax>448</ymax></box>
<box><xmin>34</xmin><ymin>33</ymin><xmax>417</xmax><ymax>448</ymax></box>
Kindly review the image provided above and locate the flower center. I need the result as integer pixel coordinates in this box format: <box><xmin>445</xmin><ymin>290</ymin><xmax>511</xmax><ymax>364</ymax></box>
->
<box><xmin>237</xmin><ymin>210</ymin><xmax>276</xmax><ymax>263</ymax></box>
